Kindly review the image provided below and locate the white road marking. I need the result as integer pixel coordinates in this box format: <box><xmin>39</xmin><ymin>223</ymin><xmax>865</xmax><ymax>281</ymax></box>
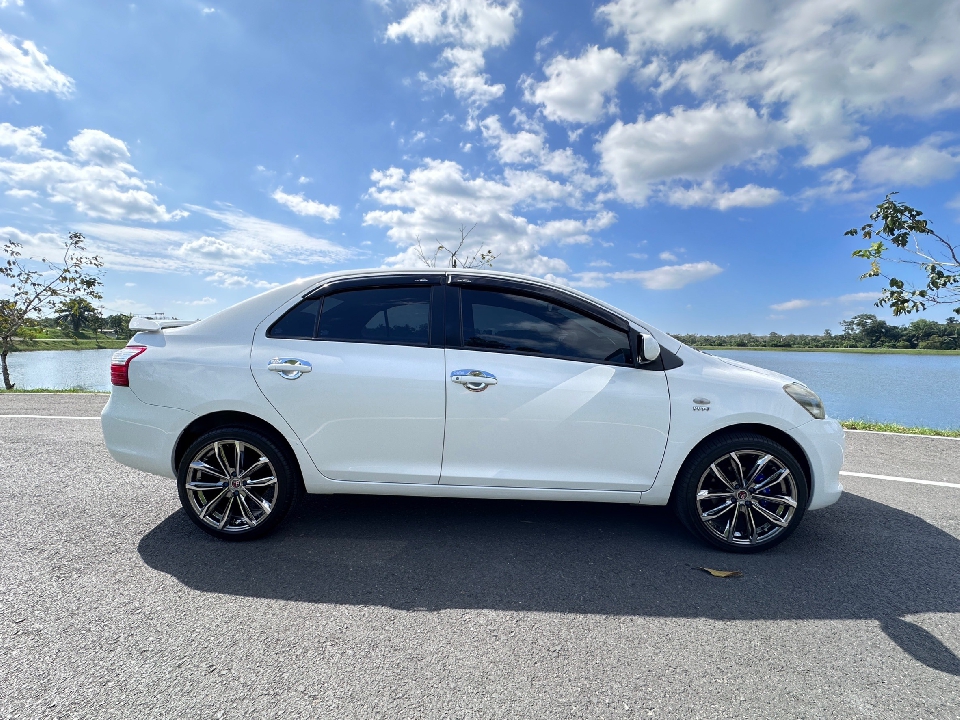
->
<box><xmin>839</xmin><ymin>470</ymin><xmax>960</xmax><ymax>489</ymax></box>
<box><xmin>0</xmin><ymin>415</ymin><xmax>101</xmax><ymax>420</ymax></box>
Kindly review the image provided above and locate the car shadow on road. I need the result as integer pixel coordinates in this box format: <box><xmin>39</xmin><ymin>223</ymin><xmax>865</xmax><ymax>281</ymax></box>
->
<box><xmin>138</xmin><ymin>492</ymin><xmax>960</xmax><ymax>676</ymax></box>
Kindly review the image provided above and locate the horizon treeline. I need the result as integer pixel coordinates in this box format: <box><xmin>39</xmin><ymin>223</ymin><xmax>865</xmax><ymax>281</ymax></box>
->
<box><xmin>674</xmin><ymin>314</ymin><xmax>960</xmax><ymax>351</ymax></box>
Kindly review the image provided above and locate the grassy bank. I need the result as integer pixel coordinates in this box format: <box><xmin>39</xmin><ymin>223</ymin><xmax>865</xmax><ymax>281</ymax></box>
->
<box><xmin>10</xmin><ymin>338</ymin><xmax>127</xmax><ymax>351</ymax></box>
<box><xmin>695</xmin><ymin>346</ymin><xmax>960</xmax><ymax>355</ymax></box>
<box><xmin>840</xmin><ymin>420</ymin><xmax>960</xmax><ymax>438</ymax></box>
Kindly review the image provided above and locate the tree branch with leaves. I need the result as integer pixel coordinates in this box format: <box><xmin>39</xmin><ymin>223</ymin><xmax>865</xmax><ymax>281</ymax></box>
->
<box><xmin>846</xmin><ymin>193</ymin><xmax>959</xmax><ymax>316</ymax></box>
<box><xmin>0</xmin><ymin>232</ymin><xmax>103</xmax><ymax>389</ymax></box>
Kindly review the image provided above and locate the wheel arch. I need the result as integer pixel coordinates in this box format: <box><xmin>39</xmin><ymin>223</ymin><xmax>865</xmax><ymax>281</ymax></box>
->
<box><xmin>172</xmin><ymin>410</ymin><xmax>303</xmax><ymax>484</ymax></box>
<box><xmin>668</xmin><ymin>422</ymin><xmax>813</xmax><ymax>507</ymax></box>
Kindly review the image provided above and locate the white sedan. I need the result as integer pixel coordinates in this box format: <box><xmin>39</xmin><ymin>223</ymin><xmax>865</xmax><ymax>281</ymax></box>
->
<box><xmin>102</xmin><ymin>269</ymin><xmax>844</xmax><ymax>552</ymax></box>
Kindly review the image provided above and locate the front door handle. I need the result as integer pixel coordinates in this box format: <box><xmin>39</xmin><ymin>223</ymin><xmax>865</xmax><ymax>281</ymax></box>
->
<box><xmin>451</xmin><ymin>369</ymin><xmax>497</xmax><ymax>392</ymax></box>
<box><xmin>268</xmin><ymin>357</ymin><xmax>312</xmax><ymax>380</ymax></box>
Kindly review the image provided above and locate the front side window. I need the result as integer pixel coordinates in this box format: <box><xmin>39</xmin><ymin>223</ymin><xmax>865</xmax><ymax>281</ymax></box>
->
<box><xmin>461</xmin><ymin>288</ymin><xmax>633</xmax><ymax>365</ymax></box>
<box><xmin>318</xmin><ymin>286</ymin><xmax>431</xmax><ymax>346</ymax></box>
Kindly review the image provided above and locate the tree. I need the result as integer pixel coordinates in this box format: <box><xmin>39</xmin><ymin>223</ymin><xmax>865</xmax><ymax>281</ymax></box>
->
<box><xmin>0</xmin><ymin>232</ymin><xmax>103</xmax><ymax>390</ymax></box>
<box><xmin>414</xmin><ymin>224</ymin><xmax>499</xmax><ymax>269</ymax></box>
<box><xmin>106</xmin><ymin>313</ymin><xmax>133</xmax><ymax>341</ymax></box>
<box><xmin>55</xmin><ymin>296</ymin><xmax>101</xmax><ymax>335</ymax></box>
<box><xmin>846</xmin><ymin>193</ymin><xmax>959</xmax><ymax>316</ymax></box>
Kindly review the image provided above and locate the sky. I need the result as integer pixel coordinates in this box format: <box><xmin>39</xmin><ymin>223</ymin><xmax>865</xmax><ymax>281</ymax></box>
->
<box><xmin>1</xmin><ymin>0</ymin><xmax>959</xmax><ymax>335</ymax></box>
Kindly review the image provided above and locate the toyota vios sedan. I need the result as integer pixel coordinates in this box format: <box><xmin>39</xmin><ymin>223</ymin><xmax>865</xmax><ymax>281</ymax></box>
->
<box><xmin>102</xmin><ymin>269</ymin><xmax>844</xmax><ymax>552</ymax></box>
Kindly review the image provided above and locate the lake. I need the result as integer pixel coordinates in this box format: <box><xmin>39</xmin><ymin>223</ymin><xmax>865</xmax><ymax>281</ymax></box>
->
<box><xmin>711</xmin><ymin>350</ymin><xmax>960</xmax><ymax>430</ymax></box>
<box><xmin>5</xmin><ymin>348</ymin><xmax>960</xmax><ymax>430</ymax></box>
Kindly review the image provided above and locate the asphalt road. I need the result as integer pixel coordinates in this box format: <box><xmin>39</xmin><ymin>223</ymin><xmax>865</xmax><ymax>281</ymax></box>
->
<box><xmin>1</xmin><ymin>394</ymin><xmax>958</xmax><ymax>720</ymax></box>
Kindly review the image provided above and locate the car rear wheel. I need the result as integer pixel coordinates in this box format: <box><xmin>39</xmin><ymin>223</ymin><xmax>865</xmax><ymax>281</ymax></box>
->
<box><xmin>673</xmin><ymin>433</ymin><xmax>809</xmax><ymax>553</ymax></box>
<box><xmin>177</xmin><ymin>426</ymin><xmax>300</xmax><ymax>540</ymax></box>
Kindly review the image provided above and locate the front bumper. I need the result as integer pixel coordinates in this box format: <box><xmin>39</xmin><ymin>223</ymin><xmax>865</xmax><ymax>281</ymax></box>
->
<box><xmin>793</xmin><ymin>417</ymin><xmax>845</xmax><ymax>510</ymax></box>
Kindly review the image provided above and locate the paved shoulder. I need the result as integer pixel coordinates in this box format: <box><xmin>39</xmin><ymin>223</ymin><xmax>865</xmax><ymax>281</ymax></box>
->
<box><xmin>0</xmin><ymin>392</ymin><xmax>108</xmax><ymax>417</ymax></box>
<box><xmin>843</xmin><ymin>430</ymin><xmax>960</xmax><ymax>484</ymax></box>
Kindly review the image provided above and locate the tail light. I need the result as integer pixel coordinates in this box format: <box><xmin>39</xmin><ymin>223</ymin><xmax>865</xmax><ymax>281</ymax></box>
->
<box><xmin>111</xmin><ymin>345</ymin><xmax>147</xmax><ymax>387</ymax></box>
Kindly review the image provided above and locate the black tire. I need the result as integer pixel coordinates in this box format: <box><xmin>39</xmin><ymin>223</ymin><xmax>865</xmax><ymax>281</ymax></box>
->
<box><xmin>672</xmin><ymin>432</ymin><xmax>809</xmax><ymax>553</ymax></box>
<box><xmin>177</xmin><ymin>426</ymin><xmax>301</xmax><ymax>541</ymax></box>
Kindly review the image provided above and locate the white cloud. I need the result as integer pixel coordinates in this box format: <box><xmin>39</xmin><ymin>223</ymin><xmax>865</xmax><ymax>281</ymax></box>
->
<box><xmin>770</xmin><ymin>292</ymin><xmax>877</xmax><ymax>311</ymax></box>
<box><xmin>187</xmin><ymin>205</ymin><xmax>354</xmax><ymax>266</ymax></box>
<box><xmin>387</xmin><ymin>0</ymin><xmax>521</xmax><ymax>116</ymax></box>
<box><xmin>665</xmin><ymin>181</ymin><xmax>782</xmax><ymax>210</ymax></box>
<box><xmin>175</xmin><ymin>235</ymin><xmax>271</xmax><ymax>265</ymax></box>
<box><xmin>857</xmin><ymin>137</ymin><xmax>960</xmax><ymax>188</ymax></box>
<box><xmin>72</xmin><ymin>206</ymin><xmax>353</xmax><ymax>274</ymax></box>
<box><xmin>0</xmin><ymin>29</ymin><xmax>74</xmax><ymax>96</ymax></box>
<box><xmin>522</xmin><ymin>46</ymin><xmax>628</xmax><ymax>124</ymax></box>
<box><xmin>385</xmin><ymin>0</ymin><xmax>519</xmax><ymax>48</ymax></box>
<box><xmin>0</xmin><ymin>123</ymin><xmax>57</xmax><ymax>157</ymax></box>
<box><xmin>0</xmin><ymin>125</ymin><xmax>187</xmax><ymax>222</ymax></box>
<box><xmin>271</xmin><ymin>187</ymin><xmax>340</xmax><ymax>221</ymax></box>
<box><xmin>67</xmin><ymin>130</ymin><xmax>133</xmax><ymax>168</ymax></box>
<box><xmin>658</xmin><ymin>251</ymin><xmax>677</xmax><ymax>261</ymax></box>
<box><xmin>206</xmin><ymin>272</ymin><xmax>280</xmax><ymax>289</ymax></box>
<box><xmin>297</xmin><ymin>176</ymin><xmax>312</xmax><ymax>184</ymax></box>
<box><xmin>611</xmin><ymin>261</ymin><xmax>723</xmax><ymax>290</ymax></box>
<box><xmin>598</xmin><ymin>0</ymin><xmax>960</xmax><ymax>166</ymax></box>
<box><xmin>597</xmin><ymin>102</ymin><xmax>791</xmax><ymax>204</ymax></box>
<box><xmin>175</xmin><ymin>297</ymin><xmax>217</xmax><ymax>306</ymax></box>
<box><xmin>5</xmin><ymin>188</ymin><xmax>36</xmax><ymax>198</ymax></box>
<box><xmin>364</xmin><ymin>158</ymin><xmax>615</xmax><ymax>276</ymax></box>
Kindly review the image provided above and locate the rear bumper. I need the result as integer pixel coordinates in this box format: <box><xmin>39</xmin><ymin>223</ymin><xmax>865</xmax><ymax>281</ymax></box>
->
<box><xmin>101</xmin><ymin>388</ymin><xmax>196</xmax><ymax>479</ymax></box>
<box><xmin>793</xmin><ymin>417</ymin><xmax>845</xmax><ymax>510</ymax></box>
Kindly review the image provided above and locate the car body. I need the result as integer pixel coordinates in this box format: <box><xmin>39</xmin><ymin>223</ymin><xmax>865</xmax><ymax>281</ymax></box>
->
<box><xmin>102</xmin><ymin>268</ymin><xmax>844</xmax><ymax>551</ymax></box>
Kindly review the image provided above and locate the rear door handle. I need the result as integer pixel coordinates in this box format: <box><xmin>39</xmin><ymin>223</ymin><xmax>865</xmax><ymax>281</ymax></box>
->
<box><xmin>268</xmin><ymin>357</ymin><xmax>312</xmax><ymax>379</ymax></box>
<box><xmin>451</xmin><ymin>369</ymin><xmax>497</xmax><ymax>392</ymax></box>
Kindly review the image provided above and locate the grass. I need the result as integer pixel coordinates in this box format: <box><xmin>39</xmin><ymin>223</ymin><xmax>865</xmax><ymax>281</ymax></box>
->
<box><xmin>695</xmin><ymin>346</ymin><xmax>960</xmax><ymax>355</ymax></box>
<box><xmin>840</xmin><ymin>420</ymin><xmax>960</xmax><ymax>438</ymax></box>
<box><xmin>10</xmin><ymin>338</ymin><xmax>128</xmax><ymax>351</ymax></box>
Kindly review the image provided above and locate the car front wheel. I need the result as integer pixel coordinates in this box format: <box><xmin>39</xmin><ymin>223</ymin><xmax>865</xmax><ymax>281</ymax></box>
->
<box><xmin>177</xmin><ymin>427</ymin><xmax>300</xmax><ymax>540</ymax></box>
<box><xmin>673</xmin><ymin>433</ymin><xmax>809</xmax><ymax>553</ymax></box>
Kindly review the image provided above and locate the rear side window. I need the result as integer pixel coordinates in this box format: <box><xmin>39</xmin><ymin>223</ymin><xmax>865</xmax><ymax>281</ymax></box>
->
<box><xmin>318</xmin><ymin>286</ymin><xmax>431</xmax><ymax>346</ymax></box>
<box><xmin>461</xmin><ymin>288</ymin><xmax>633</xmax><ymax>365</ymax></box>
<box><xmin>268</xmin><ymin>299</ymin><xmax>321</xmax><ymax>339</ymax></box>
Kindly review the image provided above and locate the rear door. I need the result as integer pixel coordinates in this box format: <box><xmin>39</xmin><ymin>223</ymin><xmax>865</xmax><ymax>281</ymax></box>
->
<box><xmin>251</xmin><ymin>276</ymin><xmax>446</xmax><ymax>484</ymax></box>
<box><xmin>440</xmin><ymin>280</ymin><xmax>670</xmax><ymax>491</ymax></box>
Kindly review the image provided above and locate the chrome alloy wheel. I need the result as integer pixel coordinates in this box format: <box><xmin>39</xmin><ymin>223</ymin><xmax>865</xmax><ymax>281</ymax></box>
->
<box><xmin>695</xmin><ymin>450</ymin><xmax>799</xmax><ymax>547</ymax></box>
<box><xmin>185</xmin><ymin>440</ymin><xmax>278</xmax><ymax>533</ymax></box>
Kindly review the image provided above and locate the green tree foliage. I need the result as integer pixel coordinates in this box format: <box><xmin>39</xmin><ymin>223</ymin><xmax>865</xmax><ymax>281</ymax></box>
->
<box><xmin>674</xmin><ymin>315</ymin><xmax>960</xmax><ymax>351</ymax></box>
<box><xmin>0</xmin><ymin>232</ymin><xmax>103</xmax><ymax>389</ymax></box>
<box><xmin>106</xmin><ymin>313</ymin><xmax>134</xmax><ymax>341</ymax></box>
<box><xmin>846</xmin><ymin>193</ymin><xmax>959</xmax><ymax>316</ymax></box>
<box><xmin>55</xmin><ymin>296</ymin><xmax>101</xmax><ymax>335</ymax></box>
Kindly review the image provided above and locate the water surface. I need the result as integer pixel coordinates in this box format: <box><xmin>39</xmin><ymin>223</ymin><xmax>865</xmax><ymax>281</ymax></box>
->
<box><xmin>712</xmin><ymin>350</ymin><xmax>960</xmax><ymax>430</ymax></box>
<box><xmin>6</xmin><ymin>349</ymin><xmax>114</xmax><ymax>392</ymax></box>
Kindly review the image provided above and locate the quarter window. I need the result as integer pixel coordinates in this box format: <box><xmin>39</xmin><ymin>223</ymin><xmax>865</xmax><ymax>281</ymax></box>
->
<box><xmin>318</xmin><ymin>286</ymin><xmax>431</xmax><ymax>346</ymax></box>
<box><xmin>267</xmin><ymin>299</ymin><xmax>321</xmax><ymax>339</ymax></box>
<box><xmin>460</xmin><ymin>288</ymin><xmax>633</xmax><ymax>365</ymax></box>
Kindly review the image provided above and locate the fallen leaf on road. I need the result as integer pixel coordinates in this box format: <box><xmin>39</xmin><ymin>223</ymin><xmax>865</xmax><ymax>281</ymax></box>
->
<box><xmin>699</xmin><ymin>567</ymin><xmax>743</xmax><ymax>578</ymax></box>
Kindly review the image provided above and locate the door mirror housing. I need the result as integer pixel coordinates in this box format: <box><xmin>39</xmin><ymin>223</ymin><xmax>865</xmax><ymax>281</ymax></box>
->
<box><xmin>638</xmin><ymin>332</ymin><xmax>660</xmax><ymax>364</ymax></box>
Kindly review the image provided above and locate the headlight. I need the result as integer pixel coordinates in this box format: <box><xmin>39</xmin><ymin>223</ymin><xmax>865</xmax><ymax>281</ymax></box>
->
<box><xmin>783</xmin><ymin>382</ymin><xmax>825</xmax><ymax>420</ymax></box>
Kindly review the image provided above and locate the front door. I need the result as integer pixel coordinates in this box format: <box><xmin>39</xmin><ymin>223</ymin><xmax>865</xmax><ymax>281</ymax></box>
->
<box><xmin>441</xmin><ymin>286</ymin><xmax>670</xmax><ymax>491</ymax></box>
<box><xmin>251</xmin><ymin>280</ymin><xmax>445</xmax><ymax>484</ymax></box>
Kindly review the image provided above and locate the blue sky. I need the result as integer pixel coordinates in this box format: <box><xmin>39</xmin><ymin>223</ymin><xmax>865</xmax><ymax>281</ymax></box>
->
<box><xmin>1</xmin><ymin>0</ymin><xmax>959</xmax><ymax>334</ymax></box>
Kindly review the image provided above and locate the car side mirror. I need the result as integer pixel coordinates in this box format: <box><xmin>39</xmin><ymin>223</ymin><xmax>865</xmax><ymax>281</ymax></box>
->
<box><xmin>638</xmin><ymin>332</ymin><xmax>660</xmax><ymax>364</ymax></box>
